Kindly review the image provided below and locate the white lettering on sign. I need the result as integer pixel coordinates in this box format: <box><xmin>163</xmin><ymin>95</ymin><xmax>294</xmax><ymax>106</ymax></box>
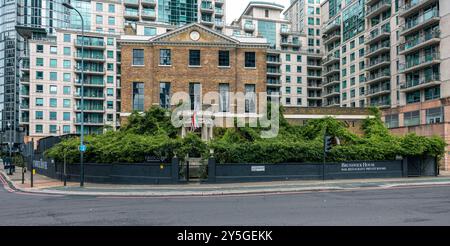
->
<box><xmin>340</xmin><ymin>162</ymin><xmax>387</xmax><ymax>172</ymax></box>
<box><xmin>251</xmin><ymin>166</ymin><xmax>266</xmax><ymax>172</ymax></box>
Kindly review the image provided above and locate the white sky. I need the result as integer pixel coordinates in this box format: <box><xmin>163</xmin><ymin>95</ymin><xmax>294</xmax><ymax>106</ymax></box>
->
<box><xmin>226</xmin><ymin>0</ymin><xmax>291</xmax><ymax>24</ymax></box>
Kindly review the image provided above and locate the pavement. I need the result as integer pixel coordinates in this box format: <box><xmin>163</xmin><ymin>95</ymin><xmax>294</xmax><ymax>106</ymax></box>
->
<box><xmin>2</xmin><ymin>165</ymin><xmax>450</xmax><ymax>197</ymax></box>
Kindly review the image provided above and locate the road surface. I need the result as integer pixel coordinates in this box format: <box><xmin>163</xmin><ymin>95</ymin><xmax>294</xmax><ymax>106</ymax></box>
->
<box><xmin>1</xmin><ymin>184</ymin><xmax>450</xmax><ymax>225</ymax></box>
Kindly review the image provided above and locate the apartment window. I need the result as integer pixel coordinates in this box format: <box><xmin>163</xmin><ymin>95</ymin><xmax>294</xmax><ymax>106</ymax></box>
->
<box><xmin>108</xmin><ymin>4</ymin><xmax>115</xmax><ymax>13</ymax></box>
<box><xmin>36</xmin><ymin>57</ymin><xmax>44</xmax><ymax>66</ymax></box>
<box><xmin>297</xmin><ymin>87</ymin><xmax>302</xmax><ymax>94</ymax></box>
<box><xmin>63</xmin><ymin>99</ymin><xmax>71</xmax><ymax>108</ymax></box>
<box><xmin>189</xmin><ymin>83</ymin><xmax>201</xmax><ymax>111</ymax></box>
<box><xmin>63</xmin><ymin>47</ymin><xmax>71</xmax><ymax>56</ymax></box>
<box><xmin>50</xmin><ymin>59</ymin><xmax>57</xmax><ymax>68</ymax></box>
<box><xmin>425</xmin><ymin>87</ymin><xmax>440</xmax><ymax>101</ymax></box>
<box><xmin>160</xmin><ymin>49</ymin><xmax>171</xmax><ymax>65</ymax></box>
<box><xmin>107</xmin><ymin>76</ymin><xmax>114</xmax><ymax>84</ymax></box>
<box><xmin>96</xmin><ymin>2</ymin><xmax>103</xmax><ymax>11</ymax></box>
<box><xmin>63</xmin><ymin>112</ymin><xmax>71</xmax><ymax>121</ymax></box>
<box><xmin>107</xmin><ymin>114</ymin><xmax>114</xmax><ymax>122</ymax></box>
<box><xmin>36</xmin><ymin>84</ymin><xmax>43</xmax><ymax>93</ymax></box>
<box><xmin>96</xmin><ymin>15</ymin><xmax>103</xmax><ymax>24</ymax></box>
<box><xmin>426</xmin><ymin>107</ymin><xmax>443</xmax><ymax>124</ymax></box>
<box><xmin>63</xmin><ymin>60</ymin><xmax>71</xmax><ymax>69</ymax></box>
<box><xmin>49</xmin><ymin>112</ymin><xmax>57</xmax><ymax>121</ymax></box>
<box><xmin>133</xmin><ymin>82</ymin><xmax>145</xmax><ymax>112</ymax></box>
<box><xmin>286</xmin><ymin>97</ymin><xmax>291</xmax><ymax>105</ymax></box>
<box><xmin>286</xmin><ymin>65</ymin><xmax>291</xmax><ymax>73</ymax></box>
<box><xmin>36</xmin><ymin>44</ymin><xmax>44</xmax><ymax>53</ymax></box>
<box><xmin>350</xmin><ymin>53</ymin><xmax>355</xmax><ymax>61</ymax></box>
<box><xmin>50</xmin><ymin>72</ymin><xmax>57</xmax><ymax>81</ymax></box>
<box><xmin>384</xmin><ymin>114</ymin><xmax>399</xmax><ymax>128</ymax></box>
<box><xmin>50</xmin><ymin>46</ymin><xmax>57</xmax><ymax>54</ymax></box>
<box><xmin>297</xmin><ymin>98</ymin><xmax>302</xmax><ymax>105</ymax></box>
<box><xmin>308</xmin><ymin>17</ymin><xmax>314</xmax><ymax>25</ymax></box>
<box><xmin>36</xmin><ymin>71</ymin><xmax>44</xmax><ymax>80</ymax></box>
<box><xmin>297</xmin><ymin>66</ymin><xmax>302</xmax><ymax>73</ymax></box>
<box><xmin>297</xmin><ymin>55</ymin><xmax>302</xmax><ymax>62</ymax></box>
<box><xmin>50</xmin><ymin>98</ymin><xmax>57</xmax><ymax>108</ymax></box>
<box><xmin>132</xmin><ymin>49</ymin><xmax>144</xmax><ymax>66</ymax></box>
<box><xmin>406</xmin><ymin>91</ymin><xmax>421</xmax><ymax>104</ymax></box>
<box><xmin>107</xmin><ymin>50</ymin><xmax>114</xmax><ymax>59</ymax></box>
<box><xmin>286</xmin><ymin>86</ymin><xmax>291</xmax><ymax>94</ymax></box>
<box><xmin>404</xmin><ymin>111</ymin><xmax>420</xmax><ymax>126</ymax></box>
<box><xmin>144</xmin><ymin>27</ymin><xmax>157</xmax><ymax>36</ymax></box>
<box><xmin>159</xmin><ymin>82</ymin><xmax>171</xmax><ymax>109</ymax></box>
<box><xmin>50</xmin><ymin>125</ymin><xmax>57</xmax><ymax>134</ymax></box>
<box><xmin>286</xmin><ymin>54</ymin><xmax>291</xmax><ymax>61</ymax></box>
<box><xmin>107</xmin><ymin>101</ymin><xmax>114</xmax><ymax>109</ymax></box>
<box><xmin>107</xmin><ymin>88</ymin><xmax>114</xmax><ymax>97</ymax></box>
<box><xmin>63</xmin><ymin>73</ymin><xmax>71</xmax><ymax>82</ymax></box>
<box><xmin>36</xmin><ymin>98</ymin><xmax>44</xmax><ymax>107</ymax></box>
<box><xmin>63</xmin><ymin>86</ymin><xmax>71</xmax><ymax>95</ymax></box>
<box><xmin>108</xmin><ymin>17</ymin><xmax>115</xmax><ymax>25</ymax></box>
<box><xmin>245</xmin><ymin>84</ymin><xmax>256</xmax><ymax>113</ymax></box>
<box><xmin>350</xmin><ymin>41</ymin><xmax>355</xmax><ymax>49</ymax></box>
<box><xmin>35</xmin><ymin>111</ymin><xmax>43</xmax><ymax>120</ymax></box>
<box><xmin>244</xmin><ymin>52</ymin><xmax>256</xmax><ymax>68</ymax></box>
<box><xmin>265</xmin><ymin>9</ymin><xmax>269</xmax><ymax>18</ymax></box>
<box><xmin>342</xmin><ymin>57</ymin><xmax>347</xmax><ymax>65</ymax></box>
<box><xmin>36</xmin><ymin>125</ymin><xmax>43</xmax><ymax>133</ymax></box>
<box><xmin>50</xmin><ymin>85</ymin><xmax>57</xmax><ymax>94</ymax></box>
<box><xmin>218</xmin><ymin>50</ymin><xmax>230</xmax><ymax>67</ymax></box>
<box><xmin>297</xmin><ymin>77</ymin><xmax>302</xmax><ymax>84</ymax></box>
<box><xmin>107</xmin><ymin>37</ymin><xmax>114</xmax><ymax>46</ymax></box>
<box><xmin>63</xmin><ymin>125</ymin><xmax>71</xmax><ymax>134</ymax></box>
<box><xmin>63</xmin><ymin>34</ymin><xmax>71</xmax><ymax>43</ymax></box>
<box><xmin>219</xmin><ymin>83</ymin><xmax>230</xmax><ymax>112</ymax></box>
<box><xmin>286</xmin><ymin>76</ymin><xmax>291</xmax><ymax>83</ymax></box>
<box><xmin>189</xmin><ymin>50</ymin><xmax>201</xmax><ymax>66</ymax></box>
<box><xmin>107</xmin><ymin>63</ymin><xmax>114</xmax><ymax>71</ymax></box>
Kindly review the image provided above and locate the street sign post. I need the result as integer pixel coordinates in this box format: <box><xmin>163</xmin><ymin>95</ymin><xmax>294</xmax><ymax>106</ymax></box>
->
<box><xmin>79</xmin><ymin>145</ymin><xmax>87</xmax><ymax>152</ymax></box>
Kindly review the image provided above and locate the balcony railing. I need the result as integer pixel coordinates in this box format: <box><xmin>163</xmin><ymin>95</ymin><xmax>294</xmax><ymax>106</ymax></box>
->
<box><xmin>368</xmin><ymin>84</ymin><xmax>390</xmax><ymax>96</ymax></box>
<box><xmin>75</xmin><ymin>39</ymin><xmax>105</xmax><ymax>47</ymax></box>
<box><xmin>400</xmin><ymin>9</ymin><xmax>440</xmax><ymax>34</ymax></box>
<box><xmin>401</xmin><ymin>52</ymin><xmax>440</xmax><ymax>71</ymax></box>
<box><xmin>366</xmin><ymin>0</ymin><xmax>391</xmax><ymax>17</ymax></box>
<box><xmin>399</xmin><ymin>30</ymin><xmax>440</xmax><ymax>53</ymax></box>
<box><xmin>367</xmin><ymin>70</ymin><xmax>391</xmax><ymax>82</ymax></box>
<box><xmin>402</xmin><ymin>73</ymin><xmax>440</xmax><ymax>89</ymax></box>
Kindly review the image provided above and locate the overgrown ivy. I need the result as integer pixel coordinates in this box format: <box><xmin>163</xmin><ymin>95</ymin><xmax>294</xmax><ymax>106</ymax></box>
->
<box><xmin>46</xmin><ymin>107</ymin><xmax>446</xmax><ymax>164</ymax></box>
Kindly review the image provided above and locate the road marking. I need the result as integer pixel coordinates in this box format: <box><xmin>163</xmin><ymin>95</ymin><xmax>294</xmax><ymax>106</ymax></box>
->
<box><xmin>0</xmin><ymin>173</ymin><xmax>16</xmax><ymax>193</ymax></box>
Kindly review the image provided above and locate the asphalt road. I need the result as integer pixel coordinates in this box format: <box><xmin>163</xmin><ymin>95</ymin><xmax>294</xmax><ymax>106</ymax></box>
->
<box><xmin>1</xmin><ymin>184</ymin><xmax>450</xmax><ymax>226</ymax></box>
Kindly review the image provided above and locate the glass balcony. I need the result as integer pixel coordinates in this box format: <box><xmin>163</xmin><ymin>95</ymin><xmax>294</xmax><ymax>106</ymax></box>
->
<box><xmin>399</xmin><ymin>30</ymin><xmax>440</xmax><ymax>54</ymax></box>
<box><xmin>401</xmin><ymin>73</ymin><xmax>440</xmax><ymax>92</ymax></box>
<box><xmin>400</xmin><ymin>0</ymin><xmax>439</xmax><ymax>17</ymax></box>
<box><xmin>401</xmin><ymin>52</ymin><xmax>440</xmax><ymax>72</ymax></box>
<box><xmin>366</xmin><ymin>0</ymin><xmax>392</xmax><ymax>19</ymax></box>
<box><xmin>400</xmin><ymin>9</ymin><xmax>440</xmax><ymax>35</ymax></box>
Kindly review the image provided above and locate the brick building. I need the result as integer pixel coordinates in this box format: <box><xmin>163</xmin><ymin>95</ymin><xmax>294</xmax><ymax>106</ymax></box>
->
<box><xmin>119</xmin><ymin>23</ymin><xmax>268</xmax><ymax>139</ymax></box>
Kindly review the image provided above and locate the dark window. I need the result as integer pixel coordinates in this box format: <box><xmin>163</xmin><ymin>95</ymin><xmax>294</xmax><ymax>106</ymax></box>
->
<box><xmin>245</xmin><ymin>52</ymin><xmax>256</xmax><ymax>68</ymax></box>
<box><xmin>132</xmin><ymin>82</ymin><xmax>144</xmax><ymax>112</ymax></box>
<box><xmin>265</xmin><ymin>10</ymin><xmax>269</xmax><ymax>17</ymax></box>
<box><xmin>189</xmin><ymin>83</ymin><xmax>201</xmax><ymax>111</ymax></box>
<box><xmin>218</xmin><ymin>50</ymin><xmax>230</xmax><ymax>67</ymax></box>
<box><xmin>132</xmin><ymin>49</ymin><xmax>144</xmax><ymax>65</ymax></box>
<box><xmin>189</xmin><ymin>50</ymin><xmax>201</xmax><ymax>66</ymax></box>
<box><xmin>160</xmin><ymin>82</ymin><xmax>171</xmax><ymax>109</ymax></box>
<box><xmin>160</xmin><ymin>49</ymin><xmax>171</xmax><ymax>65</ymax></box>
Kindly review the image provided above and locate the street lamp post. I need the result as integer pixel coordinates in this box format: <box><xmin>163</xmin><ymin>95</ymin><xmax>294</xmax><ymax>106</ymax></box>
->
<box><xmin>7</xmin><ymin>122</ymin><xmax>12</xmax><ymax>175</ymax></box>
<box><xmin>63</xmin><ymin>2</ymin><xmax>85</xmax><ymax>187</ymax></box>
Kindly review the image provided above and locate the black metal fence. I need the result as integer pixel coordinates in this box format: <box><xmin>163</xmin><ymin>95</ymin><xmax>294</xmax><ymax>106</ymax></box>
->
<box><xmin>207</xmin><ymin>157</ymin><xmax>438</xmax><ymax>183</ymax></box>
<box><xmin>31</xmin><ymin>158</ymin><xmax>180</xmax><ymax>185</ymax></box>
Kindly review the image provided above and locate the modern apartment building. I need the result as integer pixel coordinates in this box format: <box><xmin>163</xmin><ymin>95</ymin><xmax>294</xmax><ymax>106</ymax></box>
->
<box><xmin>227</xmin><ymin>1</ymin><xmax>323</xmax><ymax>107</ymax></box>
<box><xmin>16</xmin><ymin>0</ymin><xmax>124</xmax><ymax>143</ymax></box>
<box><xmin>122</xmin><ymin>0</ymin><xmax>226</xmax><ymax>32</ymax></box>
<box><xmin>381</xmin><ymin>0</ymin><xmax>450</xmax><ymax>170</ymax></box>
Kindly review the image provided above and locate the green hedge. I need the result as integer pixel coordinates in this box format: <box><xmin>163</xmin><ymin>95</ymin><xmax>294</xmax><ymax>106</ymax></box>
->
<box><xmin>46</xmin><ymin>107</ymin><xmax>446</xmax><ymax>164</ymax></box>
